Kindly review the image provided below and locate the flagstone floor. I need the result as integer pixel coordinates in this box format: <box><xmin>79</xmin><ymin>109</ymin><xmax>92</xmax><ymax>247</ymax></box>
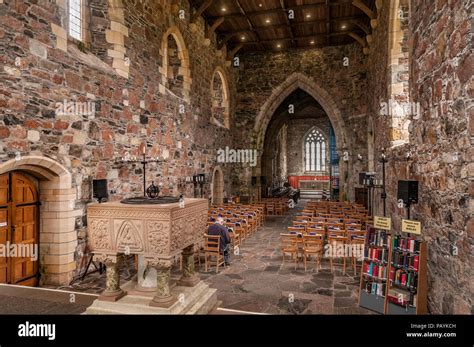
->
<box><xmin>199</xmin><ymin>204</ymin><xmax>373</xmax><ymax>315</ymax></box>
<box><xmin>48</xmin><ymin>200</ymin><xmax>373</xmax><ymax>315</ymax></box>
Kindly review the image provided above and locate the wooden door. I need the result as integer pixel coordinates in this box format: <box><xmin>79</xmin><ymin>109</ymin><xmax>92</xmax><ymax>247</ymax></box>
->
<box><xmin>0</xmin><ymin>174</ymin><xmax>9</xmax><ymax>283</ymax></box>
<box><xmin>0</xmin><ymin>172</ymin><xmax>39</xmax><ymax>286</ymax></box>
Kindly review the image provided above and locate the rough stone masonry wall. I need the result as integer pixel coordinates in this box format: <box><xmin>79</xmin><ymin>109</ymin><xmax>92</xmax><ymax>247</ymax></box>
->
<box><xmin>367</xmin><ymin>0</ymin><xmax>472</xmax><ymax>313</ymax></box>
<box><xmin>0</xmin><ymin>0</ymin><xmax>236</xmax><ymax>282</ymax></box>
<box><xmin>286</xmin><ymin>118</ymin><xmax>332</xmax><ymax>176</ymax></box>
<box><xmin>234</xmin><ymin>45</ymin><xmax>369</xmax><ymax>199</ymax></box>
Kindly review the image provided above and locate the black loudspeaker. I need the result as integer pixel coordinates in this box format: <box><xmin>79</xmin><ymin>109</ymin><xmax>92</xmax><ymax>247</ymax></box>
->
<box><xmin>359</xmin><ymin>172</ymin><xmax>366</xmax><ymax>185</ymax></box>
<box><xmin>93</xmin><ymin>179</ymin><xmax>108</xmax><ymax>202</ymax></box>
<box><xmin>251</xmin><ymin>176</ymin><xmax>257</xmax><ymax>186</ymax></box>
<box><xmin>397</xmin><ymin>180</ymin><xmax>418</xmax><ymax>205</ymax></box>
<box><xmin>260</xmin><ymin>176</ymin><xmax>267</xmax><ymax>185</ymax></box>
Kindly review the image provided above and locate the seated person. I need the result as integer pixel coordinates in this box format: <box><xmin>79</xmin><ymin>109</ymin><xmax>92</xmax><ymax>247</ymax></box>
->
<box><xmin>207</xmin><ymin>216</ymin><xmax>232</xmax><ymax>265</ymax></box>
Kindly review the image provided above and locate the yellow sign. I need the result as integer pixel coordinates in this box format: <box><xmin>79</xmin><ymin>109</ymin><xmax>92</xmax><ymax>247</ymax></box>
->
<box><xmin>402</xmin><ymin>219</ymin><xmax>422</xmax><ymax>234</ymax></box>
<box><xmin>374</xmin><ymin>216</ymin><xmax>391</xmax><ymax>230</ymax></box>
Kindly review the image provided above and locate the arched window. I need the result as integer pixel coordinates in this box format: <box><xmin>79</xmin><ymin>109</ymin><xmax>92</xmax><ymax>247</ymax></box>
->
<box><xmin>387</xmin><ymin>0</ymin><xmax>411</xmax><ymax>146</ymax></box>
<box><xmin>304</xmin><ymin>128</ymin><xmax>327</xmax><ymax>172</ymax></box>
<box><xmin>211</xmin><ymin>68</ymin><xmax>230</xmax><ymax>129</ymax></box>
<box><xmin>160</xmin><ymin>27</ymin><xmax>191</xmax><ymax>103</ymax></box>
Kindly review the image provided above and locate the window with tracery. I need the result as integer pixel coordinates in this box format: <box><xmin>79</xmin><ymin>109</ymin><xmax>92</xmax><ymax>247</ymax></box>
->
<box><xmin>304</xmin><ymin>128</ymin><xmax>327</xmax><ymax>172</ymax></box>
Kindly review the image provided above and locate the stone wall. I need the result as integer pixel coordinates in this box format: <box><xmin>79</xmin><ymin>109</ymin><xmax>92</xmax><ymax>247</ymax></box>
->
<box><xmin>0</xmin><ymin>0</ymin><xmax>236</xmax><ymax>283</ymax></box>
<box><xmin>286</xmin><ymin>118</ymin><xmax>332</xmax><ymax>177</ymax></box>
<box><xmin>234</xmin><ymin>46</ymin><xmax>369</xmax><ymax>199</ymax></box>
<box><xmin>367</xmin><ymin>0</ymin><xmax>473</xmax><ymax>313</ymax></box>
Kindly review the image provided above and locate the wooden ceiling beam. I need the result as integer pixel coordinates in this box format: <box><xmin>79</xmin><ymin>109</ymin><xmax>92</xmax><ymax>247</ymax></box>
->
<box><xmin>325</xmin><ymin>0</ymin><xmax>331</xmax><ymax>46</ymax></box>
<box><xmin>351</xmin><ymin>0</ymin><xmax>378</xmax><ymax>29</ymax></box>
<box><xmin>207</xmin><ymin>0</ymin><xmax>355</xmax><ymax>20</ymax></box>
<box><xmin>350</xmin><ymin>19</ymin><xmax>370</xmax><ymax>34</ymax></box>
<box><xmin>280</xmin><ymin>0</ymin><xmax>296</xmax><ymax>48</ymax></box>
<box><xmin>234</xmin><ymin>0</ymin><xmax>264</xmax><ymax>51</ymax></box>
<box><xmin>192</xmin><ymin>0</ymin><xmax>212</xmax><ymax>23</ymax></box>
<box><xmin>206</xmin><ymin>17</ymin><xmax>225</xmax><ymax>38</ymax></box>
<box><xmin>347</xmin><ymin>31</ymin><xmax>369</xmax><ymax>54</ymax></box>
<box><xmin>238</xmin><ymin>32</ymin><xmax>349</xmax><ymax>45</ymax></box>
<box><xmin>227</xmin><ymin>43</ymin><xmax>244</xmax><ymax>60</ymax></box>
<box><xmin>217</xmin><ymin>15</ymin><xmax>365</xmax><ymax>37</ymax></box>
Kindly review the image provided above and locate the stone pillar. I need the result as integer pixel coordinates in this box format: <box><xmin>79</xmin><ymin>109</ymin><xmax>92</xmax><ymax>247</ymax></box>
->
<box><xmin>97</xmin><ymin>255</ymin><xmax>126</xmax><ymax>302</ymax></box>
<box><xmin>178</xmin><ymin>245</ymin><xmax>200</xmax><ymax>287</ymax></box>
<box><xmin>149</xmin><ymin>259</ymin><xmax>176</xmax><ymax>308</ymax></box>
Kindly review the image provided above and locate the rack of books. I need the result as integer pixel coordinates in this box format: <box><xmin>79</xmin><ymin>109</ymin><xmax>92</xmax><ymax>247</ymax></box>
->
<box><xmin>359</xmin><ymin>226</ymin><xmax>391</xmax><ymax>314</ymax></box>
<box><xmin>386</xmin><ymin>234</ymin><xmax>427</xmax><ymax>314</ymax></box>
<box><xmin>359</xmin><ymin>227</ymin><xmax>427</xmax><ymax>314</ymax></box>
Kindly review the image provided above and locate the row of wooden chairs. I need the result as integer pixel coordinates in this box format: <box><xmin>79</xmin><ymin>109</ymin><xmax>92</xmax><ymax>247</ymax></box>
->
<box><xmin>280</xmin><ymin>199</ymin><xmax>369</xmax><ymax>274</ymax></box>
<box><xmin>205</xmin><ymin>204</ymin><xmax>265</xmax><ymax>272</ymax></box>
<box><xmin>281</xmin><ymin>234</ymin><xmax>324</xmax><ymax>272</ymax></box>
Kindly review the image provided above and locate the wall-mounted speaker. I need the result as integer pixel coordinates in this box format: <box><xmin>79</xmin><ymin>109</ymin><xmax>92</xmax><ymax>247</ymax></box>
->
<box><xmin>397</xmin><ymin>180</ymin><xmax>418</xmax><ymax>205</ymax></box>
<box><xmin>251</xmin><ymin>176</ymin><xmax>257</xmax><ymax>186</ymax></box>
<box><xmin>93</xmin><ymin>179</ymin><xmax>108</xmax><ymax>203</ymax></box>
<box><xmin>260</xmin><ymin>176</ymin><xmax>267</xmax><ymax>185</ymax></box>
<box><xmin>359</xmin><ymin>172</ymin><xmax>366</xmax><ymax>185</ymax></box>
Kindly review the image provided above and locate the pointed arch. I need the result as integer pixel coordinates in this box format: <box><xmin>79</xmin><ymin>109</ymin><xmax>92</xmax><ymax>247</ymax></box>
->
<box><xmin>253</xmin><ymin>72</ymin><xmax>347</xmax><ymax>152</ymax></box>
<box><xmin>387</xmin><ymin>0</ymin><xmax>411</xmax><ymax>146</ymax></box>
<box><xmin>211</xmin><ymin>166</ymin><xmax>224</xmax><ymax>204</ymax></box>
<box><xmin>159</xmin><ymin>26</ymin><xmax>192</xmax><ymax>103</ymax></box>
<box><xmin>211</xmin><ymin>66</ymin><xmax>230</xmax><ymax>129</ymax></box>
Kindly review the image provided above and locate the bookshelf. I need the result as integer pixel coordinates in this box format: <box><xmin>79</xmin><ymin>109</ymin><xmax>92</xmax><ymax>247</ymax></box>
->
<box><xmin>386</xmin><ymin>234</ymin><xmax>427</xmax><ymax>314</ymax></box>
<box><xmin>359</xmin><ymin>227</ymin><xmax>427</xmax><ymax>314</ymax></box>
<box><xmin>359</xmin><ymin>226</ymin><xmax>391</xmax><ymax>314</ymax></box>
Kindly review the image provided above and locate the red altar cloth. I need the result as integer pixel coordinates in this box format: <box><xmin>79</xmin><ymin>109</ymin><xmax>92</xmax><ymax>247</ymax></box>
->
<box><xmin>288</xmin><ymin>176</ymin><xmax>330</xmax><ymax>189</ymax></box>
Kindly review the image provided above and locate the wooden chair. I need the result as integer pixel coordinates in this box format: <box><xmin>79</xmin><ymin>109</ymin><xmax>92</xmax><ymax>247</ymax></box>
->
<box><xmin>227</xmin><ymin>223</ymin><xmax>241</xmax><ymax>248</ymax></box>
<box><xmin>306</xmin><ymin>226</ymin><xmax>325</xmax><ymax>237</ymax></box>
<box><xmin>327</xmin><ymin>233</ymin><xmax>347</xmax><ymax>274</ymax></box>
<box><xmin>288</xmin><ymin>226</ymin><xmax>304</xmax><ymax>234</ymax></box>
<box><xmin>266</xmin><ymin>204</ymin><xmax>275</xmax><ymax>215</ymax></box>
<box><xmin>292</xmin><ymin>221</ymin><xmax>307</xmax><ymax>230</ymax></box>
<box><xmin>275</xmin><ymin>204</ymin><xmax>284</xmax><ymax>215</ymax></box>
<box><xmin>303</xmin><ymin>234</ymin><xmax>324</xmax><ymax>272</ymax></box>
<box><xmin>345</xmin><ymin>223</ymin><xmax>362</xmax><ymax>231</ymax></box>
<box><xmin>295</xmin><ymin>215</ymin><xmax>310</xmax><ymax>221</ymax></box>
<box><xmin>326</xmin><ymin>223</ymin><xmax>345</xmax><ymax>232</ymax></box>
<box><xmin>347</xmin><ymin>230</ymin><xmax>366</xmax><ymax>275</ymax></box>
<box><xmin>311</xmin><ymin>216</ymin><xmax>326</xmax><ymax>223</ymax></box>
<box><xmin>280</xmin><ymin>233</ymin><xmax>299</xmax><ymax>269</ymax></box>
<box><xmin>204</xmin><ymin>234</ymin><xmax>225</xmax><ymax>273</ymax></box>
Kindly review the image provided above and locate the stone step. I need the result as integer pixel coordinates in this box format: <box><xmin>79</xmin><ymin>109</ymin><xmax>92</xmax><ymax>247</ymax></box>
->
<box><xmin>84</xmin><ymin>281</ymin><xmax>217</xmax><ymax>315</ymax></box>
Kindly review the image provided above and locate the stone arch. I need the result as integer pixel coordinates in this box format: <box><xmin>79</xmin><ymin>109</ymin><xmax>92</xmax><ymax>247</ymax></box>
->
<box><xmin>387</xmin><ymin>0</ymin><xmax>411</xmax><ymax>146</ymax></box>
<box><xmin>211</xmin><ymin>66</ymin><xmax>230</xmax><ymax>129</ymax></box>
<box><xmin>254</xmin><ymin>72</ymin><xmax>347</xmax><ymax>152</ymax></box>
<box><xmin>160</xmin><ymin>26</ymin><xmax>192</xmax><ymax>103</ymax></box>
<box><xmin>0</xmin><ymin>156</ymin><xmax>77</xmax><ymax>285</ymax></box>
<box><xmin>253</xmin><ymin>72</ymin><xmax>348</xmax><ymax>200</ymax></box>
<box><xmin>211</xmin><ymin>166</ymin><xmax>224</xmax><ymax>205</ymax></box>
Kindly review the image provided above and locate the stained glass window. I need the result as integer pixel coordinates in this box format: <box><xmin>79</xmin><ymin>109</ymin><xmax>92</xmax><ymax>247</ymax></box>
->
<box><xmin>304</xmin><ymin>128</ymin><xmax>327</xmax><ymax>172</ymax></box>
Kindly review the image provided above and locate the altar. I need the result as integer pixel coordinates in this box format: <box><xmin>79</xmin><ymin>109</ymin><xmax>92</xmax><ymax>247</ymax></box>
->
<box><xmin>84</xmin><ymin>198</ymin><xmax>217</xmax><ymax>314</ymax></box>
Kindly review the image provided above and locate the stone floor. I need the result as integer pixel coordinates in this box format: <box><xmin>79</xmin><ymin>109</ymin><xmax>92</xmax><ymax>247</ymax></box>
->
<box><xmin>199</xmin><ymin>204</ymin><xmax>374</xmax><ymax>315</ymax></box>
<box><xmin>0</xmin><ymin>284</ymin><xmax>97</xmax><ymax>314</ymax></box>
<box><xmin>23</xmin><ymin>200</ymin><xmax>374</xmax><ymax>315</ymax></box>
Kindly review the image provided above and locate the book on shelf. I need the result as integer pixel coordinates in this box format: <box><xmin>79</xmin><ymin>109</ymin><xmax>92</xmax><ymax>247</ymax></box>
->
<box><xmin>360</xmin><ymin>228</ymin><xmax>427</xmax><ymax>314</ymax></box>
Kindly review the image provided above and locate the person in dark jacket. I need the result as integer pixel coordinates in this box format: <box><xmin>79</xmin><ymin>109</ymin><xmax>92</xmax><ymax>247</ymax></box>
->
<box><xmin>207</xmin><ymin>216</ymin><xmax>232</xmax><ymax>265</ymax></box>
